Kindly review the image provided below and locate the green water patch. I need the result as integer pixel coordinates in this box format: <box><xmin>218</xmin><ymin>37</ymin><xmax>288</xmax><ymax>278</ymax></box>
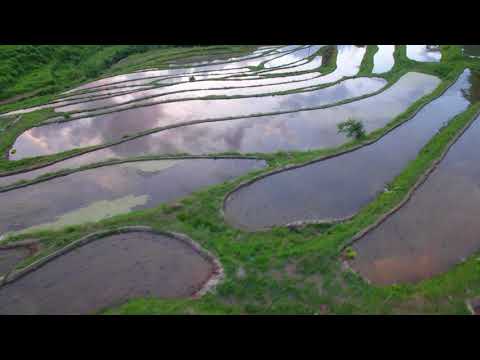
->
<box><xmin>0</xmin><ymin>158</ymin><xmax>265</xmax><ymax>237</ymax></box>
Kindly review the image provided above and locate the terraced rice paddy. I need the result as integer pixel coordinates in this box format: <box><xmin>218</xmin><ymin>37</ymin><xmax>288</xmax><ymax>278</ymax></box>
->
<box><xmin>2</xmin><ymin>44</ymin><xmax>480</xmax><ymax>315</ymax></box>
<box><xmin>373</xmin><ymin>45</ymin><xmax>395</xmax><ymax>74</ymax></box>
<box><xmin>350</xmin><ymin>111</ymin><xmax>480</xmax><ymax>285</ymax></box>
<box><xmin>406</xmin><ymin>45</ymin><xmax>442</xmax><ymax>62</ymax></box>
<box><xmin>223</xmin><ymin>69</ymin><xmax>472</xmax><ymax>230</ymax></box>
<box><xmin>0</xmin><ymin>230</ymin><xmax>220</xmax><ymax>314</ymax></box>
<box><xmin>0</xmin><ymin>159</ymin><xmax>264</xmax><ymax>236</ymax></box>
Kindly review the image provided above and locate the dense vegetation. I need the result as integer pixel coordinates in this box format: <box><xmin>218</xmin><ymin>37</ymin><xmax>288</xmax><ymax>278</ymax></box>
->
<box><xmin>0</xmin><ymin>45</ymin><xmax>182</xmax><ymax>102</ymax></box>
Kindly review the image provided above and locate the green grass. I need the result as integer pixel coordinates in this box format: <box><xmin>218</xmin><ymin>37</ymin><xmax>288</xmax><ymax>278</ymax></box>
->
<box><xmin>2</xmin><ymin>45</ymin><xmax>480</xmax><ymax>315</ymax></box>
<box><xmin>357</xmin><ymin>45</ymin><xmax>378</xmax><ymax>76</ymax></box>
<box><xmin>0</xmin><ymin>45</ymin><xmax>256</xmax><ymax>114</ymax></box>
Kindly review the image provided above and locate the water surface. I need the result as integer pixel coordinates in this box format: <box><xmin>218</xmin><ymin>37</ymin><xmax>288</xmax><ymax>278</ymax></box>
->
<box><xmin>406</xmin><ymin>45</ymin><xmax>441</xmax><ymax>62</ymax></box>
<box><xmin>0</xmin><ymin>231</ymin><xmax>215</xmax><ymax>314</ymax></box>
<box><xmin>223</xmin><ymin>70</ymin><xmax>471</xmax><ymax>231</ymax></box>
<box><xmin>0</xmin><ymin>159</ymin><xmax>265</xmax><ymax>235</ymax></box>
<box><xmin>351</xmin><ymin>112</ymin><xmax>480</xmax><ymax>284</ymax></box>
<box><xmin>372</xmin><ymin>45</ymin><xmax>395</xmax><ymax>74</ymax></box>
<box><xmin>10</xmin><ymin>77</ymin><xmax>387</xmax><ymax>159</ymax></box>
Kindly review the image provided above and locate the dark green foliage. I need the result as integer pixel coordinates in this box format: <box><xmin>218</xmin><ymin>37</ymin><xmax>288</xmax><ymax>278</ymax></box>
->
<box><xmin>337</xmin><ymin>118</ymin><xmax>366</xmax><ymax>140</ymax></box>
<box><xmin>0</xmin><ymin>45</ymin><xmax>172</xmax><ymax>101</ymax></box>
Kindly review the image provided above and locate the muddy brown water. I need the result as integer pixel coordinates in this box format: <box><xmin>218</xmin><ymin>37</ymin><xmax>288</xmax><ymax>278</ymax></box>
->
<box><xmin>0</xmin><ymin>231</ymin><xmax>216</xmax><ymax>314</ymax></box>
<box><xmin>0</xmin><ymin>159</ymin><xmax>265</xmax><ymax>236</ymax></box>
<box><xmin>223</xmin><ymin>69</ymin><xmax>475</xmax><ymax>231</ymax></box>
<box><xmin>350</xmin><ymin>112</ymin><xmax>480</xmax><ymax>285</ymax></box>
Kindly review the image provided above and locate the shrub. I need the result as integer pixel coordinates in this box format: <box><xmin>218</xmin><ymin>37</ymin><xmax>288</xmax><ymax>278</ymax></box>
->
<box><xmin>337</xmin><ymin>118</ymin><xmax>366</xmax><ymax>140</ymax></box>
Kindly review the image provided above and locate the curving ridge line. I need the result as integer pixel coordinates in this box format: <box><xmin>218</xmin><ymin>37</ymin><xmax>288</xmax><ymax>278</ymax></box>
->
<box><xmin>2</xmin><ymin>71</ymin><xmax>429</xmax><ymax>171</ymax></box>
<box><xmin>221</xmin><ymin>69</ymin><xmax>467</xmax><ymax>232</ymax></box>
<box><xmin>0</xmin><ymin>226</ymin><xmax>224</xmax><ymax>314</ymax></box>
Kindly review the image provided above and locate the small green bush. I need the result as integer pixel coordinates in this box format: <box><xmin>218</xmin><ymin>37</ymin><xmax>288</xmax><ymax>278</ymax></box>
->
<box><xmin>337</xmin><ymin>118</ymin><xmax>366</xmax><ymax>140</ymax></box>
<box><xmin>344</xmin><ymin>247</ymin><xmax>357</xmax><ymax>260</ymax></box>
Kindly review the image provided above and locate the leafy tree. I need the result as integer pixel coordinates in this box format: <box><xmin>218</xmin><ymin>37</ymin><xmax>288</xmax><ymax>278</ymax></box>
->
<box><xmin>337</xmin><ymin>118</ymin><xmax>366</xmax><ymax>140</ymax></box>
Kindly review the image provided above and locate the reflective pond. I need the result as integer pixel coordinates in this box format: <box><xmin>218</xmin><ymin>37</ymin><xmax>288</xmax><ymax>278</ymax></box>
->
<box><xmin>0</xmin><ymin>159</ymin><xmax>265</xmax><ymax>236</ymax></box>
<box><xmin>10</xmin><ymin>77</ymin><xmax>388</xmax><ymax>159</ymax></box>
<box><xmin>372</xmin><ymin>45</ymin><xmax>395</xmax><ymax>74</ymax></box>
<box><xmin>223</xmin><ymin>70</ymin><xmax>472</xmax><ymax>231</ymax></box>
<box><xmin>406</xmin><ymin>45</ymin><xmax>441</xmax><ymax>62</ymax></box>
<box><xmin>350</xmin><ymin>113</ymin><xmax>480</xmax><ymax>285</ymax></box>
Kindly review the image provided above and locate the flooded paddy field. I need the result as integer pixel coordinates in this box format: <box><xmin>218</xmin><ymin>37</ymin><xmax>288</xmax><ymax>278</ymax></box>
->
<box><xmin>3</xmin><ymin>44</ymin><xmax>480</xmax><ymax>315</ymax></box>
<box><xmin>350</xmin><ymin>112</ymin><xmax>480</xmax><ymax>285</ymax></box>
<box><xmin>10</xmin><ymin>77</ymin><xmax>391</xmax><ymax>159</ymax></box>
<box><xmin>373</xmin><ymin>45</ymin><xmax>395</xmax><ymax>74</ymax></box>
<box><xmin>0</xmin><ymin>159</ymin><xmax>265</xmax><ymax>236</ymax></box>
<box><xmin>223</xmin><ymin>70</ymin><xmax>473</xmax><ymax>231</ymax></box>
<box><xmin>406</xmin><ymin>45</ymin><xmax>442</xmax><ymax>62</ymax></box>
<box><xmin>0</xmin><ymin>230</ymin><xmax>218</xmax><ymax>314</ymax></box>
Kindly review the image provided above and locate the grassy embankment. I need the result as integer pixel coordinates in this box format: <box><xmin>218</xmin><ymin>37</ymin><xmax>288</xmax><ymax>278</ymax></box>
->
<box><xmin>0</xmin><ymin>45</ymin><xmax>256</xmax><ymax>114</ymax></box>
<box><xmin>2</xmin><ymin>45</ymin><xmax>480</xmax><ymax>314</ymax></box>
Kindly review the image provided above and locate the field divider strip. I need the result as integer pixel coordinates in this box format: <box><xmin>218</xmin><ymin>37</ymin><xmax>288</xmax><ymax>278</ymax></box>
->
<box><xmin>339</xmin><ymin>105</ymin><xmax>480</xmax><ymax>253</ymax></box>
<box><xmin>220</xmin><ymin>68</ymin><xmax>465</xmax><ymax>232</ymax></box>
<box><xmin>0</xmin><ymin>155</ymin><xmax>263</xmax><ymax>192</ymax></box>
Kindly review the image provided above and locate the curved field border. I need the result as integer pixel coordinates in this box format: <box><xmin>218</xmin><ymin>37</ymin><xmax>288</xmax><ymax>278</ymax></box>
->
<box><xmin>55</xmin><ymin>45</ymin><xmax>305</xmax><ymax>98</ymax></box>
<box><xmin>2</xmin><ymin>74</ymin><xmax>395</xmax><ymax>164</ymax></box>
<box><xmin>43</xmin><ymin>74</ymin><xmax>373</xmax><ymax>124</ymax></box>
<box><xmin>0</xmin><ymin>45</ymin><xmax>270</xmax><ymax>117</ymax></box>
<box><xmin>0</xmin><ymin>155</ymin><xmax>263</xmax><ymax>193</ymax></box>
<box><xmin>0</xmin><ymin>68</ymin><xmax>439</xmax><ymax>178</ymax></box>
<box><xmin>43</xmin><ymin>71</ymin><xmax>330</xmax><ymax>117</ymax></box>
<box><xmin>48</xmin><ymin>46</ymin><xmax>335</xmax><ymax>119</ymax></box>
<box><xmin>0</xmin><ymin>47</ymin><xmax>328</xmax><ymax>119</ymax></box>
<box><xmin>221</xmin><ymin>68</ymin><xmax>465</xmax><ymax>231</ymax></box>
<box><xmin>110</xmin><ymin>45</ymin><xmax>267</xmax><ymax>73</ymax></box>
<box><xmin>0</xmin><ymin>226</ymin><xmax>224</xmax><ymax>300</ymax></box>
<box><xmin>341</xmin><ymin>106</ymin><xmax>480</xmax><ymax>254</ymax></box>
<box><xmin>61</xmin><ymin>45</ymin><xmax>275</xmax><ymax>93</ymax></box>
